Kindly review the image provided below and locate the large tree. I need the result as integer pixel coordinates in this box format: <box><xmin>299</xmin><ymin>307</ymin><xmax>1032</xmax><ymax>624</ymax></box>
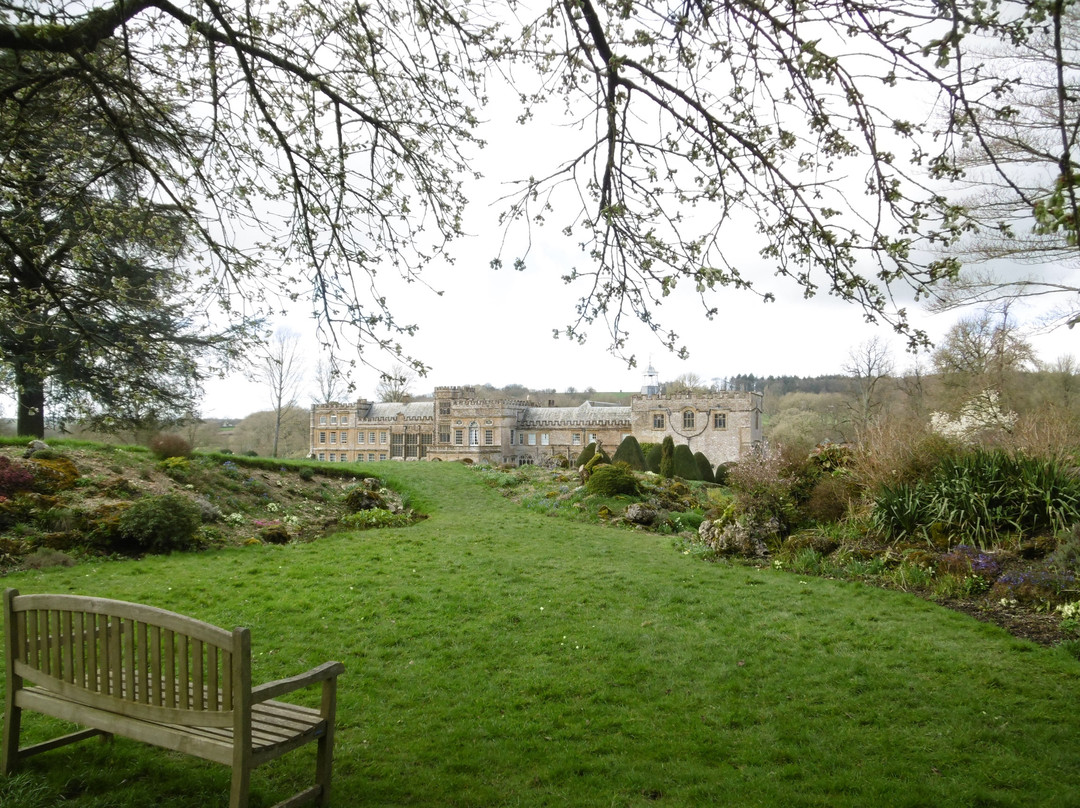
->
<box><xmin>843</xmin><ymin>337</ymin><xmax>895</xmax><ymax>437</ymax></box>
<box><xmin>931</xmin><ymin>304</ymin><xmax>1037</xmax><ymax>409</ymax></box>
<box><xmin>929</xmin><ymin>3</ymin><xmax>1080</xmax><ymax>326</ymax></box>
<box><xmin>1</xmin><ymin>0</ymin><xmax>1070</xmax><ymax>372</ymax></box>
<box><xmin>251</xmin><ymin>328</ymin><xmax>305</xmax><ymax>458</ymax></box>
<box><xmin>0</xmin><ymin>48</ymin><xmax>246</xmax><ymax>437</ymax></box>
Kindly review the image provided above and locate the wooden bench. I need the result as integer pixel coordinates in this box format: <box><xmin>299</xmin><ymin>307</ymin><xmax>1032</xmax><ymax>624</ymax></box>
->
<box><xmin>2</xmin><ymin>589</ymin><xmax>345</xmax><ymax>808</ymax></box>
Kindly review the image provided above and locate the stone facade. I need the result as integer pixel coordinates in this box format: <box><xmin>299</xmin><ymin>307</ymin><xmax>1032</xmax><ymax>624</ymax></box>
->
<box><xmin>310</xmin><ymin>380</ymin><xmax>763</xmax><ymax>468</ymax></box>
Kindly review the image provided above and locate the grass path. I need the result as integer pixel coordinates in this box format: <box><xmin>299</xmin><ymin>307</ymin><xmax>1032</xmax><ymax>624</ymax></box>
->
<box><xmin>3</xmin><ymin>461</ymin><xmax>1080</xmax><ymax>807</ymax></box>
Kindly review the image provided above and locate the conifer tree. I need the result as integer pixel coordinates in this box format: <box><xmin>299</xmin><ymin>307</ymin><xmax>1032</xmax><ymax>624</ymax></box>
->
<box><xmin>673</xmin><ymin>445</ymin><xmax>701</xmax><ymax>481</ymax></box>
<box><xmin>612</xmin><ymin>436</ymin><xmax>647</xmax><ymax>471</ymax></box>
<box><xmin>660</xmin><ymin>436</ymin><xmax>675</xmax><ymax>479</ymax></box>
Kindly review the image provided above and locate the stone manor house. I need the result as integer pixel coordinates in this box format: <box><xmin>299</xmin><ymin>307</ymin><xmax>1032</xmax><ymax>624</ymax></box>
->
<box><xmin>310</xmin><ymin>368</ymin><xmax>763</xmax><ymax>468</ymax></box>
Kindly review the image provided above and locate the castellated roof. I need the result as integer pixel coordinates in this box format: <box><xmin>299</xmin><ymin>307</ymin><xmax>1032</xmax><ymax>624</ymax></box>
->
<box><xmin>362</xmin><ymin>402</ymin><xmax>435</xmax><ymax>420</ymax></box>
<box><xmin>520</xmin><ymin>401</ymin><xmax>631</xmax><ymax>426</ymax></box>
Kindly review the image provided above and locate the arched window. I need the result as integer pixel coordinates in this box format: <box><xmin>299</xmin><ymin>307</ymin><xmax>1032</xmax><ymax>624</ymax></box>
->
<box><xmin>469</xmin><ymin>422</ymin><xmax>480</xmax><ymax>446</ymax></box>
<box><xmin>683</xmin><ymin>410</ymin><xmax>695</xmax><ymax>430</ymax></box>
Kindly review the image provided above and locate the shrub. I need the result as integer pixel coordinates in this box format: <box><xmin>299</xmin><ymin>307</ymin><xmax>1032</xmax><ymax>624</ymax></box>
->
<box><xmin>809</xmin><ymin>442</ymin><xmax>853</xmax><ymax>472</ymax></box>
<box><xmin>693</xmin><ymin>452</ymin><xmax>715</xmax><ymax>483</ymax></box>
<box><xmin>27</xmin><ymin>448</ymin><xmax>61</xmax><ymax>460</ymax></box>
<box><xmin>343</xmin><ymin>484</ymin><xmax>387</xmax><ymax>512</ymax></box>
<box><xmin>672</xmin><ymin>444</ymin><xmax>700</xmax><ymax>480</ymax></box>
<box><xmin>583</xmin><ymin>450</ymin><xmax>610</xmax><ymax>477</ymax></box>
<box><xmin>659</xmin><ymin>436</ymin><xmax>675</xmax><ymax>479</ymax></box>
<box><xmin>802</xmin><ymin>474</ymin><xmax>858</xmax><ymax>524</ymax></box>
<box><xmin>339</xmin><ymin>509</ymin><xmax>414</xmax><ymax>530</ymax></box>
<box><xmin>938</xmin><ymin>545</ymin><xmax>1001</xmax><ymax>578</ymax></box>
<box><xmin>149</xmin><ymin>433</ymin><xmax>193</xmax><ymax>460</ymax></box>
<box><xmin>21</xmin><ymin>548</ymin><xmax>76</xmax><ymax>570</ymax></box>
<box><xmin>612</xmin><ymin>436</ymin><xmax>648</xmax><ymax>471</ymax></box>
<box><xmin>727</xmin><ymin>447</ymin><xmax>798</xmax><ymax>534</ymax></box>
<box><xmin>257</xmin><ymin>522</ymin><xmax>291</xmax><ymax>544</ymax></box>
<box><xmin>116</xmin><ymin>494</ymin><xmax>202</xmax><ymax>554</ymax></box>
<box><xmin>86</xmin><ymin>502</ymin><xmax>132</xmax><ymax>549</ymax></box>
<box><xmin>0</xmin><ymin>456</ymin><xmax>34</xmax><ymax>497</ymax></box>
<box><xmin>159</xmin><ymin>456</ymin><xmax>191</xmax><ymax>480</ymax></box>
<box><xmin>852</xmin><ymin>420</ymin><xmax>960</xmax><ymax>492</ymax></box>
<box><xmin>585</xmin><ymin>463</ymin><xmax>641</xmax><ymax>497</ymax></box>
<box><xmin>576</xmin><ymin>443</ymin><xmax>597</xmax><ymax>467</ymax></box>
<box><xmin>1049</xmin><ymin>526</ymin><xmax>1080</xmax><ymax>574</ymax></box>
<box><xmin>298</xmin><ymin>466</ymin><xmax>316</xmax><ymax>481</ymax></box>
<box><xmin>714</xmin><ymin>462</ymin><xmax>732</xmax><ymax>486</ymax></box>
<box><xmin>991</xmin><ymin>568</ymin><xmax>1077</xmax><ymax>608</ymax></box>
<box><xmin>870</xmin><ymin>450</ymin><xmax>1080</xmax><ymax>547</ymax></box>
<box><xmin>645</xmin><ymin>444</ymin><xmax>662</xmax><ymax>474</ymax></box>
<box><xmin>26</xmin><ymin>456</ymin><xmax>80</xmax><ymax>493</ymax></box>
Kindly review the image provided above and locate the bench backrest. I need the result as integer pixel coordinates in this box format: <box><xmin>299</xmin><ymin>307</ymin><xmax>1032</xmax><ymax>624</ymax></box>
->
<box><xmin>4</xmin><ymin>590</ymin><xmax>250</xmax><ymax>728</ymax></box>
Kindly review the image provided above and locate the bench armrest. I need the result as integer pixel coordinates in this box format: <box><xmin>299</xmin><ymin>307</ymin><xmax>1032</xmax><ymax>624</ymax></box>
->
<box><xmin>251</xmin><ymin>660</ymin><xmax>345</xmax><ymax>703</ymax></box>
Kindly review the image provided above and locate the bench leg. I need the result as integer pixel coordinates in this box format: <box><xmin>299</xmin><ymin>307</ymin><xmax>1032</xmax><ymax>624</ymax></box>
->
<box><xmin>1</xmin><ymin>702</ymin><xmax>20</xmax><ymax>775</ymax></box>
<box><xmin>315</xmin><ymin>731</ymin><xmax>334</xmax><ymax>807</ymax></box>
<box><xmin>230</xmin><ymin>763</ymin><xmax>251</xmax><ymax>808</ymax></box>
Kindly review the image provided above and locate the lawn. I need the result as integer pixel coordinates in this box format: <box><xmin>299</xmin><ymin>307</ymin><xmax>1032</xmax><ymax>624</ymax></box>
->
<box><xmin>2</xmin><ymin>461</ymin><xmax>1079</xmax><ymax>807</ymax></box>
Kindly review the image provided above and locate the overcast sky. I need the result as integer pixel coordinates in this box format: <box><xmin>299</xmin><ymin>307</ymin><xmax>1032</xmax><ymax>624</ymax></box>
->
<box><xmin>200</xmin><ymin>240</ymin><xmax>1080</xmax><ymax>419</ymax></box>
<box><xmin>196</xmin><ymin>47</ymin><xmax>1080</xmax><ymax>419</ymax></box>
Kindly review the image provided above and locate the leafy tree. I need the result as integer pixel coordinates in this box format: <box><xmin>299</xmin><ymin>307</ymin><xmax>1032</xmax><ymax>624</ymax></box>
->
<box><xmin>3</xmin><ymin>0</ymin><xmax>1071</xmax><ymax>372</ymax></box>
<box><xmin>0</xmin><ymin>49</ymin><xmax>245</xmax><ymax>437</ymax></box>
<box><xmin>612</xmin><ymin>435</ymin><xmax>647</xmax><ymax>471</ymax></box>
<box><xmin>659</xmin><ymin>436</ymin><xmax>675</xmax><ymax>479</ymax></box>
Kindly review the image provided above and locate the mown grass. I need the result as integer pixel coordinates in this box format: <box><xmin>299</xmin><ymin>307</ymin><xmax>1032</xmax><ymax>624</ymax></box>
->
<box><xmin>2</xmin><ymin>461</ymin><xmax>1080</xmax><ymax>807</ymax></box>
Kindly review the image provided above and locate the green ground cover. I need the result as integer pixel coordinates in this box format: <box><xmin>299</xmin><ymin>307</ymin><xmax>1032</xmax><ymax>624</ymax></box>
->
<box><xmin>2</xmin><ymin>461</ymin><xmax>1080</xmax><ymax>807</ymax></box>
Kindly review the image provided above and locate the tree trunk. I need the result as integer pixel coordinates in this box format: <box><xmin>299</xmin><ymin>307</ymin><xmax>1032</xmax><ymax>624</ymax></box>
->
<box><xmin>15</xmin><ymin>360</ymin><xmax>46</xmax><ymax>438</ymax></box>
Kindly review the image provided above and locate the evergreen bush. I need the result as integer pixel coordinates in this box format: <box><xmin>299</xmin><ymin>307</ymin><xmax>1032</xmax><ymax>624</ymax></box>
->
<box><xmin>714</xmin><ymin>462</ymin><xmax>733</xmax><ymax>486</ymax></box>
<box><xmin>585</xmin><ymin>463</ymin><xmax>642</xmax><ymax>497</ymax></box>
<box><xmin>583</xmin><ymin>450</ymin><xmax>611</xmax><ymax>476</ymax></box>
<box><xmin>694</xmin><ymin>452</ymin><xmax>715</xmax><ymax>483</ymax></box>
<box><xmin>659</xmin><ymin>436</ymin><xmax>675</xmax><ymax>479</ymax></box>
<box><xmin>673</xmin><ymin>444</ymin><xmax>700</xmax><ymax>480</ymax></box>
<box><xmin>646</xmin><ymin>443</ymin><xmax>662</xmax><ymax>474</ymax></box>
<box><xmin>116</xmin><ymin>494</ymin><xmax>202</xmax><ymax>554</ymax></box>
<box><xmin>576</xmin><ymin>443</ymin><xmax>597</xmax><ymax>467</ymax></box>
<box><xmin>612</xmin><ymin>436</ymin><xmax>648</xmax><ymax>471</ymax></box>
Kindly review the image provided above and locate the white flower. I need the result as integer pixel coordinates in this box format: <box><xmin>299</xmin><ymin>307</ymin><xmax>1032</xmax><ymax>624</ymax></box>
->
<box><xmin>1057</xmin><ymin>601</ymin><xmax>1080</xmax><ymax>620</ymax></box>
<box><xmin>930</xmin><ymin>390</ymin><xmax>1017</xmax><ymax>444</ymax></box>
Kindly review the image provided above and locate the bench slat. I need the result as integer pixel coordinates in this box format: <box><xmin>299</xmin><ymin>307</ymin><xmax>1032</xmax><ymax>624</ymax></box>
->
<box><xmin>164</xmin><ymin>629</ymin><xmax>176</xmax><ymax>709</ymax></box>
